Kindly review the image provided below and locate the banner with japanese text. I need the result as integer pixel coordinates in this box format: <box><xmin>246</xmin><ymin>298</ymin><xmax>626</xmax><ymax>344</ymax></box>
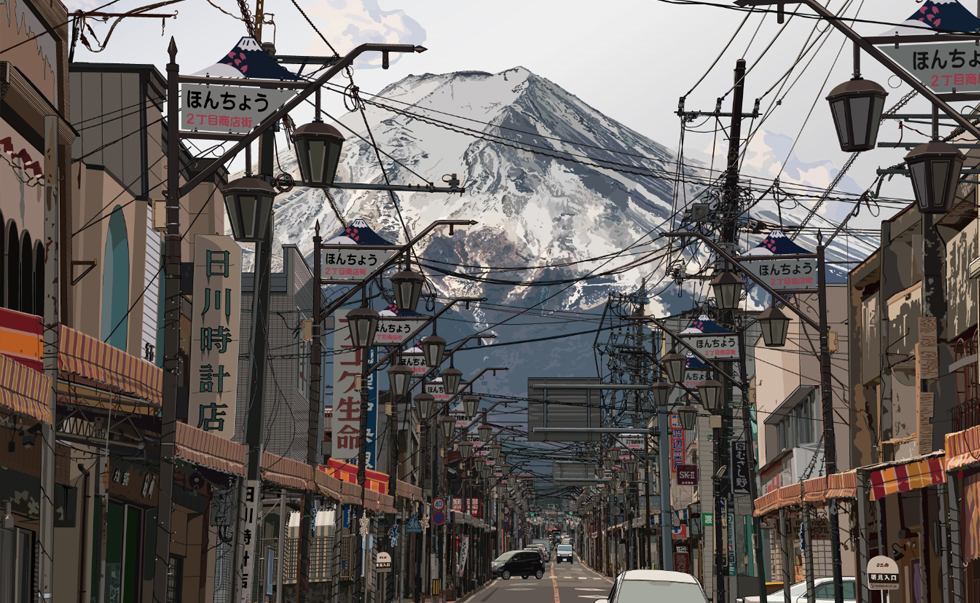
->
<box><xmin>189</xmin><ymin>235</ymin><xmax>242</xmax><ymax>439</ymax></box>
<box><xmin>332</xmin><ymin>310</ymin><xmax>361</xmax><ymax>460</ymax></box>
<box><xmin>670</xmin><ymin>414</ymin><xmax>685</xmax><ymax>476</ymax></box>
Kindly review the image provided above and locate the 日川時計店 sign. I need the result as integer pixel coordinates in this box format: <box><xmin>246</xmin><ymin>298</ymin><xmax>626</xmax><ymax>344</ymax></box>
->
<box><xmin>180</xmin><ymin>84</ymin><xmax>295</xmax><ymax>134</ymax></box>
<box><xmin>320</xmin><ymin>245</ymin><xmax>400</xmax><ymax>283</ymax></box>
<box><xmin>740</xmin><ymin>257</ymin><xmax>817</xmax><ymax>291</ymax></box>
<box><xmin>879</xmin><ymin>41</ymin><xmax>980</xmax><ymax>94</ymax></box>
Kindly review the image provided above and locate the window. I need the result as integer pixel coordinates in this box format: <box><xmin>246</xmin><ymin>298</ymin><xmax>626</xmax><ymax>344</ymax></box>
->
<box><xmin>776</xmin><ymin>393</ymin><xmax>819</xmax><ymax>453</ymax></box>
<box><xmin>166</xmin><ymin>555</ymin><xmax>183</xmax><ymax>603</ymax></box>
<box><xmin>814</xmin><ymin>583</ymin><xmax>834</xmax><ymax>600</ymax></box>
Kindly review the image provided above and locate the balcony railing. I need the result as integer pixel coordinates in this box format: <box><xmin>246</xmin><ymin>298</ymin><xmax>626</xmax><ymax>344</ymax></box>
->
<box><xmin>950</xmin><ymin>398</ymin><xmax>980</xmax><ymax>432</ymax></box>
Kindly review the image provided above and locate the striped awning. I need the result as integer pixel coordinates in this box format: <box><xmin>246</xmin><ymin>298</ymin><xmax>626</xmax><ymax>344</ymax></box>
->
<box><xmin>381</xmin><ymin>494</ymin><xmax>396</xmax><ymax>514</ymax></box>
<box><xmin>803</xmin><ymin>476</ymin><xmax>828</xmax><ymax>503</ymax></box>
<box><xmin>753</xmin><ymin>490</ymin><xmax>781</xmax><ymax>517</ymax></box>
<box><xmin>364</xmin><ymin>489</ymin><xmax>381</xmax><ymax>512</ymax></box>
<box><xmin>340</xmin><ymin>480</ymin><xmax>362</xmax><ymax>505</ymax></box>
<box><xmin>174</xmin><ymin>422</ymin><xmax>246</xmax><ymax>476</ymax></box>
<box><xmin>869</xmin><ymin>455</ymin><xmax>946</xmax><ymax>501</ymax></box>
<box><xmin>58</xmin><ymin>325</ymin><xmax>163</xmax><ymax>407</ymax></box>
<box><xmin>826</xmin><ymin>470</ymin><xmax>857</xmax><ymax>500</ymax></box>
<box><xmin>313</xmin><ymin>469</ymin><xmax>343</xmax><ymax>500</ymax></box>
<box><xmin>0</xmin><ymin>353</ymin><xmax>52</xmax><ymax>424</ymax></box>
<box><xmin>946</xmin><ymin>425</ymin><xmax>980</xmax><ymax>471</ymax></box>
<box><xmin>396</xmin><ymin>480</ymin><xmax>423</xmax><ymax>502</ymax></box>
<box><xmin>0</xmin><ymin>308</ymin><xmax>43</xmax><ymax>372</ymax></box>
<box><xmin>261</xmin><ymin>452</ymin><xmax>314</xmax><ymax>492</ymax></box>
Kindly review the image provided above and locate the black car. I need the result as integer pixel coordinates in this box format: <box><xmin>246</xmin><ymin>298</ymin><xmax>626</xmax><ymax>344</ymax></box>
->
<box><xmin>491</xmin><ymin>550</ymin><xmax>545</xmax><ymax>580</ymax></box>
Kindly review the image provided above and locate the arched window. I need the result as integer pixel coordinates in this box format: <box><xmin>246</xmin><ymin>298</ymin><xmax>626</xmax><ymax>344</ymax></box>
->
<box><xmin>6</xmin><ymin>222</ymin><xmax>20</xmax><ymax>312</ymax></box>
<box><xmin>101</xmin><ymin>206</ymin><xmax>130</xmax><ymax>350</ymax></box>
<box><xmin>21</xmin><ymin>231</ymin><xmax>34</xmax><ymax>316</ymax></box>
<box><xmin>34</xmin><ymin>242</ymin><xmax>44</xmax><ymax>317</ymax></box>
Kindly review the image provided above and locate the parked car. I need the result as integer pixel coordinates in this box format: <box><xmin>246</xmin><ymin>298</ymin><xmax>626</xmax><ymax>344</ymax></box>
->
<box><xmin>597</xmin><ymin>570</ymin><xmax>708</xmax><ymax>603</ymax></box>
<box><xmin>737</xmin><ymin>578</ymin><xmax>856</xmax><ymax>603</ymax></box>
<box><xmin>556</xmin><ymin>544</ymin><xmax>574</xmax><ymax>563</ymax></box>
<box><xmin>491</xmin><ymin>550</ymin><xmax>545</xmax><ymax>580</ymax></box>
<box><xmin>529</xmin><ymin>543</ymin><xmax>550</xmax><ymax>562</ymax></box>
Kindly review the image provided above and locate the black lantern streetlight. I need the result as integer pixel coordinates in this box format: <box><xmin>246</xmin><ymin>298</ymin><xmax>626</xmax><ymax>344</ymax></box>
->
<box><xmin>459</xmin><ymin>440</ymin><xmax>473</xmax><ymax>459</ymax></box>
<box><xmin>421</xmin><ymin>334</ymin><xmax>447</xmax><ymax>369</ymax></box>
<box><xmin>826</xmin><ymin>79</ymin><xmax>887</xmax><ymax>153</ymax></box>
<box><xmin>388</xmin><ymin>363</ymin><xmax>414</xmax><ymax>398</ymax></box>
<box><xmin>478</xmin><ymin>422</ymin><xmax>493</xmax><ymax>443</ymax></box>
<box><xmin>651</xmin><ymin>382</ymin><xmax>672</xmax><ymax>407</ymax></box>
<box><xmin>661</xmin><ymin>353</ymin><xmax>687</xmax><ymax>385</ymax></box>
<box><xmin>710</xmin><ymin>270</ymin><xmax>745</xmax><ymax>311</ymax></box>
<box><xmin>222</xmin><ymin>177</ymin><xmax>277</xmax><ymax>242</ymax></box>
<box><xmin>439</xmin><ymin>415</ymin><xmax>455</xmax><ymax>440</ymax></box>
<box><xmin>346</xmin><ymin>307</ymin><xmax>380</xmax><ymax>349</ymax></box>
<box><xmin>441</xmin><ymin>366</ymin><xmax>462</xmax><ymax>395</ymax></box>
<box><xmin>414</xmin><ymin>392</ymin><xmax>434</xmax><ymax>420</ymax></box>
<box><xmin>603</xmin><ymin>457</ymin><xmax>612</xmax><ymax>472</ymax></box>
<box><xmin>676</xmin><ymin>405</ymin><xmax>698</xmax><ymax>431</ymax></box>
<box><xmin>463</xmin><ymin>395</ymin><xmax>480</xmax><ymax>419</ymax></box>
<box><xmin>758</xmin><ymin>304</ymin><xmax>791</xmax><ymax>348</ymax></box>
<box><xmin>481</xmin><ymin>466</ymin><xmax>490</xmax><ymax>480</ymax></box>
<box><xmin>610</xmin><ymin>448</ymin><xmax>620</xmax><ymax>462</ymax></box>
<box><xmin>474</xmin><ymin>455</ymin><xmax>486</xmax><ymax>471</ymax></box>
<box><xmin>905</xmin><ymin>141</ymin><xmax>965</xmax><ymax>214</ymax></box>
<box><xmin>696</xmin><ymin>380</ymin><xmax>723</xmax><ymax>414</ymax></box>
<box><xmin>488</xmin><ymin>443</ymin><xmax>501</xmax><ymax>461</ymax></box>
<box><xmin>291</xmin><ymin>121</ymin><xmax>345</xmax><ymax>187</ymax></box>
<box><xmin>391</xmin><ymin>267</ymin><xmax>426</xmax><ymax>313</ymax></box>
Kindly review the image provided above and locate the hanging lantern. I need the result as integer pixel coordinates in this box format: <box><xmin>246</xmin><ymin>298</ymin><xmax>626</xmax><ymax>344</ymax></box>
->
<box><xmin>826</xmin><ymin>79</ymin><xmax>887</xmax><ymax>153</ymax></box>
<box><xmin>905</xmin><ymin>141</ymin><xmax>965</xmax><ymax>214</ymax></box>
<box><xmin>391</xmin><ymin>268</ymin><xmax>426</xmax><ymax>313</ymax></box>
<box><xmin>710</xmin><ymin>270</ymin><xmax>745</xmax><ymax>311</ymax></box>
<box><xmin>488</xmin><ymin>443</ymin><xmax>501</xmax><ymax>461</ymax></box>
<box><xmin>474</xmin><ymin>455</ymin><xmax>486</xmax><ymax>471</ymax></box>
<box><xmin>421</xmin><ymin>335</ymin><xmax>447</xmax><ymax>369</ymax></box>
<box><xmin>477</xmin><ymin>423</ymin><xmax>493</xmax><ymax>443</ymax></box>
<box><xmin>387</xmin><ymin>363</ymin><xmax>414</xmax><ymax>398</ymax></box>
<box><xmin>661</xmin><ymin>353</ymin><xmax>687</xmax><ymax>384</ymax></box>
<box><xmin>221</xmin><ymin>177</ymin><xmax>277</xmax><ymax>242</ymax></box>
<box><xmin>439</xmin><ymin>415</ymin><xmax>454</xmax><ymax>440</ymax></box>
<box><xmin>440</xmin><ymin>367</ymin><xmax>462</xmax><ymax>394</ymax></box>
<box><xmin>758</xmin><ymin>305</ymin><xmax>791</xmax><ymax>347</ymax></box>
<box><xmin>291</xmin><ymin>121</ymin><xmax>345</xmax><ymax>186</ymax></box>
<box><xmin>696</xmin><ymin>380</ymin><xmax>723</xmax><ymax>414</ymax></box>
<box><xmin>414</xmin><ymin>392</ymin><xmax>434</xmax><ymax>420</ymax></box>
<box><xmin>610</xmin><ymin>448</ymin><xmax>620</xmax><ymax>462</ymax></box>
<box><xmin>346</xmin><ymin>307</ymin><xmax>380</xmax><ymax>349</ymax></box>
<box><xmin>481</xmin><ymin>466</ymin><xmax>490</xmax><ymax>480</ymax></box>
<box><xmin>459</xmin><ymin>440</ymin><xmax>473</xmax><ymax>459</ymax></box>
<box><xmin>650</xmin><ymin>382</ymin><xmax>672</xmax><ymax>407</ymax></box>
<box><xmin>676</xmin><ymin>405</ymin><xmax>698</xmax><ymax>430</ymax></box>
<box><xmin>463</xmin><ymin>395</ymin><xmax>480</xmax><ymax>419</ymax></box>
<box><xmin>603</xmin><ymin>457</ymin><xmax>612</xmax><ymax>471</ymax></box>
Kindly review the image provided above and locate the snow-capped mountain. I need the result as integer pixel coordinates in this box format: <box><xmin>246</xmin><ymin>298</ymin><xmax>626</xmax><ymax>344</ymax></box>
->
<box><xmin>246</xmin><ymin>67</ymin><xmax>879</xmax><ymax>399</ymax></box>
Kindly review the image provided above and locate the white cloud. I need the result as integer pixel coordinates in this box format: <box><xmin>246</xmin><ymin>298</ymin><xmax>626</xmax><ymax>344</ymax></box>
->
<box><xmin>302</xmin><ymin>0</ymin><xmax>425</xmax><ymax>69</ymax></box>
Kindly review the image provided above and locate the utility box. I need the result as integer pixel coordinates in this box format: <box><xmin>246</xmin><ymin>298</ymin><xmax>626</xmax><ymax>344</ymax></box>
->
<box><xmin>151</xmin><ymin>199</ymin><xmax>168</xmax><ymax>232</ymax></box>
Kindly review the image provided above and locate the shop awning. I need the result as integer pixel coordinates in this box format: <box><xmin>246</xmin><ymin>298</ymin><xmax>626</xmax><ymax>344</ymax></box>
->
<box><xmin>803</xmin><ymin>476</ymin><xmax>828</xmax><ymax>503</ymax></box>
<box><xmin>381</xmin><ymin>494</ymin><xmax>396</xmax><ymax>514</ymax></box>
<box><xmin>825</xmin><ymin>470</ymin><xmax>857</xmax><ymax>499</ymax></box>
<box><xmin>869</xmin><ymin>453</ymin><xmax>946</xmax><ymax>501</ymax></box>
<box><xmin>174</xmin><ymin>422</ymin><xmax>246</xmax><ymax>476</ymax></box>
<box><xmin>313</xmin><ymin>469</ymin><xmax>343</xmax><ymax>500</ymax></box>
<box><xmin>262</xmin><ymin>452</ymin><xmax>314</xmax><ymax>491</ymax></box>
<box><xmin>58</xmin><ymin>324</ymin><xmax>163</xmax><ymax>408</ymax></box>
<box><xmin>340</xmin><ymin>480</ymin><xmax>362</xmax><ymax>505</ymax></box>
<box><xmin>395</xmin><ymin>480</ymin><xmax>423</xmax><ymax>502</ymax></box>
<box><xmin>363</xmin><ymin>489</ymin><xmax>380</xmax><ymax>512</ymax></box>
<box><xmin>0</xmin><ymin>353</ymin><xmax>52</xmax><ymax>424</ymax></box>
<box><xmin>946</xmin><ymin>424</ymin><xmax>980</xmax><ymax>471</ymax></box>
<box><xmin>753</xmin><ymin>490</ymin><xmax>780</xmax><ymax>517</ymax></box>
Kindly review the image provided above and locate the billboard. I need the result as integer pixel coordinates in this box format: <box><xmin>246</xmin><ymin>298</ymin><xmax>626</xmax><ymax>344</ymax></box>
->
<box><xmin>527</xmin><ymin>377</ymin><xmax>603</xmax><ymax>442</ymax></box>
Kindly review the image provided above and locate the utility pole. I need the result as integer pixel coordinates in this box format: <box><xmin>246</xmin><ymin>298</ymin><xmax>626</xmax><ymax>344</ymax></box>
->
<box><xmin>154</xmin><ymin>38</ymin><xmax>181</xmax><ymax>603</ymax></box>
<box><xmin>717</xmin><ymin>58</ymin><xmax>746</xmax><ymax>603</ymax></box>
<box><xmin>38</xmin><ymin>114</ymin><xmax>59</xmax><ymax>603</ymax></box>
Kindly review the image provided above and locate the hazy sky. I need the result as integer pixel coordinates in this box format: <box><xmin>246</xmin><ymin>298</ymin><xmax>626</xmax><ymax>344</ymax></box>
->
<box><xmin>64</xmin><ymin>0</ymin><xmax>964</xmax><ymax>210</ymax></box>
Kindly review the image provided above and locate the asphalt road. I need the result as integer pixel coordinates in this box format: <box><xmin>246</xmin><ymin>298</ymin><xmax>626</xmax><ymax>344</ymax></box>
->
<box><xmin>477</xmin><ymin>557</ymin><xmax>613</xmax><ymax>603</ymax></box>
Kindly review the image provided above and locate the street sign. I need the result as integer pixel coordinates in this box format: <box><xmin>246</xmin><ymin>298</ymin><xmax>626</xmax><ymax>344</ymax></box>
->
<box><xmin>677</xmin><ymin>465</ymin><xmax>698</xmax><ymax>486</ymax></box>
<box><xmin>741</xmin><ymin>257</ymin><xmax>817</xmax><ymax>291</ymax></box>
<box><xmin>432</xmin><ymin>497</ymin><xmax>447</xmax><ymax>512</ymax></box>
<box><xmin>671</xmin><ymin>526</ymin><xmax>688</xmax><ymax>540</ymax></box>
<box><xmin>406</xmin><ymin>517</ymin><xmax>423</xmax><ymax>533</ymax></box>
<box><xmin>180</xmin><ymin>84</ymin><xmax>295</xmax><ymax>134</ymax></box>
<box><xmin>376</xmin><ymin>552</ymin><xmax>392</xmax><ymax>573</ymax></box>
<box><xmin>702</xmin><ymin>513</ymin><xmax>713</xmax><ymax>527</ymax></box>
<box><xmin>730</xmin><ymin>441</ymin><xmax>750</xmax><ymax>494</ymax></box>
<box><xmin>375</xmin><ymin>317</ymin><xmax>429</xmax><ymax>346</ymax></box>
<box><xmin>320</xmin><ymin>245</ymin><xmax>400</xmax><ymax>283</ymax></box>
<box><xmin>867</xmin><ymin>555</ymin><xmax>900</xmax><ymax>591</ymax></box>
<box><xmin>432</xmin><ymin>511</ymin><xmax>446</xmax><ymax>526</ymax></box>
<box><xmin>878</xmin><ymin>41</ymin><xmax>980</xmax><ymax>94</ymax></box>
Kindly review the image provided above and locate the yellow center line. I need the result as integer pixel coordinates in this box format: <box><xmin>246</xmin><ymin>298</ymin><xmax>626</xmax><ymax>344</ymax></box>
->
<box><xmin>552</xmin><ymin>563</ymin><xmax>560</xmax><ymax>603</ymax></box>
